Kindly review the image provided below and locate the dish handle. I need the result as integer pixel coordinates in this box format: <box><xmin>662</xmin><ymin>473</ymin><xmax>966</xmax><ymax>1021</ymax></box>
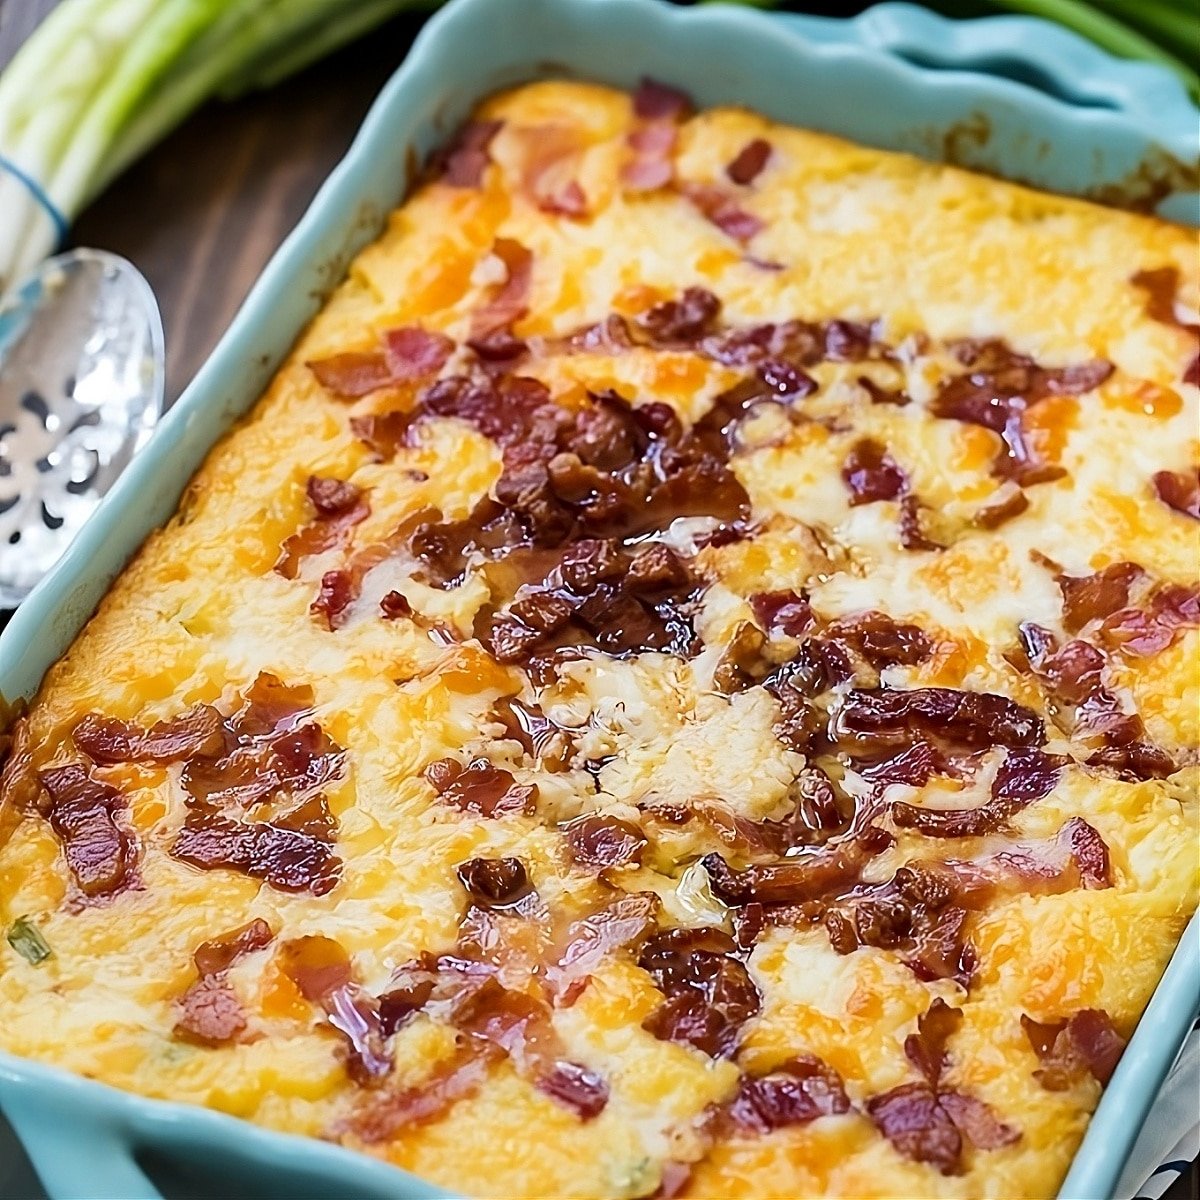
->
<box><xmin>2</xmin><ymin>1088</ymin><xmax>162</xmax><ymax>1200</ymax></box>
<box><xmin>770</xmin><ymin>1</ymin><xmax>1197</xmax><ymax>134</ymax></box>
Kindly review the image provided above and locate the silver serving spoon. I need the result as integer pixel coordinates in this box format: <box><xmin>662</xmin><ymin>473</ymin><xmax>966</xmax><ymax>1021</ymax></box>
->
<box><xmin>0</xmin><ymin>249</ymin><xmax>164</xmax><ymax>608</ymax></box>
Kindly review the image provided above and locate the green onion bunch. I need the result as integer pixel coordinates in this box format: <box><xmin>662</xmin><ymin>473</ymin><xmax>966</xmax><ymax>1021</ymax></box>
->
<box><xmin>0</xmin><ymin>0</ymin><xmax>433</xmax><ymax>293</ymax></box>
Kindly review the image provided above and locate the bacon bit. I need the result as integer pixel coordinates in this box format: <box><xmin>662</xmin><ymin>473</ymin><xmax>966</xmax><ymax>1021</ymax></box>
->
<box><xmin>899</xmin><ymin>495</ymin><xmax>943</xmax><ymax>552</ymax></box>
<box><xmin>622</xmin><ymin>121</ymin><xmax>678</xmax><ymax>191</ymax></box>
<box><xmin>827</xmin><ymin>611</ymin><xmax>933</xmax><ymax>670</ymax></box>
<box><xmin>726</xmin><ymin>138</ymin><xmax>772</xmax><ymax>186</ymax></box>
<box><xmin>383</xmin><ymin>327</ymin><xmax>454</xmax><ymax>380</ymax></box>
<box><xmin>350</xmin><ymin>410</ymin><xmax>417</xmax><ymax>462</ymax></box>
<box><xmin>73</xmin><ymin>704</ymin><xmax>224</xmax><ymax>765</ymax></box>
<box><xmin>638</xmin><ymin>287</ymin><xmax>721</xmax><ymax>342</ymax></box>
<box><xmin>639</xmin><ymin>927</ymin><xmax>761</xmax><ymax>1059</ymax></box>
<box><xmin>938</xmin><ymin>1091</ymin><xmax>1021</xmax><ymax>1150</ymax></box>
<box><xmin>1099</xmin><ymin>582</ymin><xmax>1199</xmax><ymax>659</ymax></box>
<box><xmin>904</xmin><ymin>999</ymin><xmax>962</xmax><ymax>1086</ymax></box>
<box><xmin>38</xmin><ymin>764</ymin><xmax>135</xmax><ymax>898</ymax></box>
<box><xmin>550</xmin><ymin>891</ymin><xmax>661</xmax><ymax>996</ymax></box>
<box><xmin>1152</xmin><ymin>468</ymin><xmax>1200</xmax><ymax>519</ymax></box>
<box><xmin>842</xmin><ymin>438</ymin><xmax>907</xmax><ymax>505</ymax></box>
<box><xmin>1186</xmin><ymin>355</ymin><xmax>1200</xmax><ymax>386</ymax></box>
<box><xmin>174</xmin><ymin>976</ymin><xmax>246</xmax><ymax>1047</ymax></box>
<box><xmin>311</xmin><ymin>570</ymin><xmax>355</xmax><ymax>629</ymax></box>
<box><xmin>172</xmin><ymin>815</ymin><xmax>341</xmax><ymax>895</ymax></box>
<box><xmin>306</xmin><ymin>351</ymin><xmax>394</xmax><ymax>399</ymax></box>
<box><xmin>1087</xmin><ymin>741</ymin><xmax>1176</xmax><ymax>780</ymax></box>
<box><xmin>1057</xmin><ymin>561</ymin><xmax>1144</xmax><ymax>633</ymax></box>
<box><xmin>681</xmin><ymin>182</ymin><xmax>763</xmax><ymax>243</ymax></box>
<box><xmin>892</xmin><ymin>748</ymin><xmax>1066</xmax><ymax>838</ymax></box>
<box><xmin>750</xmin><ymin>589</ymin><xmax>814</xmax><ymax>638</ymax></box>
<box><xmin>278</xmin><ymin>934</ymin><xmax>390</xmax><ymax>1082</ymax></box>
<box><xmin>860</xmin><ymin>375</ymin><xmax>910</xmax><ymax>406</ymax></box>
<box><xmin>703</xmin><ymin>844</ymin><xmax>866</xmax><ymax>908</ymax></box>
<box><xmin>274</xmin><ymin>476</ymin><xmax>369</xmax><ymax>580</ymax></box>
<box><xmin>838</xmin><ymin>687</ymin><xmax>1044</xmax><ymax>750</ymax></box>
<box><xmin>441</xmin><ymin>119</ymin><xmax>503</xmax><ymax>187</ymax></box>
<box><xmin>867</xmin><ymin>1083</ymin><xmax>963</xmax><ymax>1174</ymax></box>
<box><xmin>825</xmin><ymin>320</ymin><xmax>877</xmax><ymax>361</ymax></box>
<box><xmin>725</xmin><ymin>1055</ymin><xmax>850</xmax><ymax>1133</ymax></box>
<box><xmin>379</xmin><ymin>590</ymin><xmax>413</xmax><ymax>620</ymax></box>
<box><xmin>562</xmin><ymin>813</ymin><xmax>646</xmax><ymax>870</ymax></box>
<box><xmin>1131</xmin><ymin>266</ymin><xmax>1200</xmax><ymax>334</ymax></box>
<box><xmin>472</xmin><ymin>238</ymin><xmax>533</xmax><ymax>338</ymax></box>
<box><xmin>1022</xmin><ymin>1008</ymin><xmax>1126</xmax><ymax>1089</ymax></box>
<box><xmin>346</xmin><ymin>1042</ymin><xmax>498</xmax><ymax>1143</ymax></box>
<box><xmin>932</xmin><ymin>340</ymin><xmax>1112</xmax><ymax>484</ymax></box>
<box><xmin>535</xmin><ymin>1061</ymin><xmax>609</xmax><ymax>1120</ymax></box>
<box><xmin>425</xmin><ymin>758</ymin><xmax>537</xmax><ymax>818</ymax></box>
<box><xmin>456</xmin><ymin>857</ymin><xmax>537</xmax><ymax>911</ymax></box>
<box><xmin>193</xmin><ymin>918</ymin><xmax>274</xmax><ymax>978</ymax></box>
<box><xmin>632</xmin><ymin>78</ymin><xmax>693</xmax><ymax>120</ymax></box>
<box><xmin>510</xmin><ymin>124</ymin><xmax>590</xmax><ymax>218</ymax></box>
<box><xmin>974</xmin><ymin>483</ymin><xmax>1029</xmax><ymax>529</ymax></box>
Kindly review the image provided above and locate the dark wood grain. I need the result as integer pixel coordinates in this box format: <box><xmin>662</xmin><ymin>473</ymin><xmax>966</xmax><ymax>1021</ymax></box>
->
<box><xmin>0</xmin><ymin>4</ymin><xmax>1196</xmax><ymax>1200</ymax></box>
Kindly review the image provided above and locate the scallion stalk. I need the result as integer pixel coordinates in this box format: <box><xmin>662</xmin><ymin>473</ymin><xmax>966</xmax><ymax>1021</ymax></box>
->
<box><xmin>0</xmin><ymin>0</ymin><xmax>440</xmax><ymax>295</ymax></box>
<box><xmin>6</xmin><ymin>916</ymin><xmax>53</xmax><ymax>965</ymax></box>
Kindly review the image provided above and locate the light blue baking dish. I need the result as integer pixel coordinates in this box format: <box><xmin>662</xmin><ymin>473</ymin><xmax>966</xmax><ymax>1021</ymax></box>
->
<box><xmin>1</xmin><ymin>1</ymin><xmax>1197</xmax><ymax>1196</ymax></box>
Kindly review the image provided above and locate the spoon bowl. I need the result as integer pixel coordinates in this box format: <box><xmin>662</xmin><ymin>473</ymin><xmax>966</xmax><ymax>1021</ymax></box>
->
<box><xmin>0</xmin><ymin>249</ymin><xmax>164</xmax><ymax>609</ymax></box>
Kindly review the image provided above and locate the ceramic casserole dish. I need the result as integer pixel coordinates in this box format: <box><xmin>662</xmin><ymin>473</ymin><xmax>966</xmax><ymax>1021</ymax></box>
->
<box><xmin>0</xmin><ymin>1</ymin><xmax>1197</xmax><ymax>1197</ymax></box>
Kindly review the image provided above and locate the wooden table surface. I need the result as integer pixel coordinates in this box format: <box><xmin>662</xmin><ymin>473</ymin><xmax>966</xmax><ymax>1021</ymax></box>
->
<box><xmin>0</xmin><ymin>2</ymin><xmax>1196</xmax><ymax>1199</ymax></box>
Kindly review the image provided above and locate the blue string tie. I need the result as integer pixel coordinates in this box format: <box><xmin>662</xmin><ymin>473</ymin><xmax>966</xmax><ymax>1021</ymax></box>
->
<box><xmin>0</xmin><ymin>153</ymin><xmax>68</xmax><ymax>245</ymax></box>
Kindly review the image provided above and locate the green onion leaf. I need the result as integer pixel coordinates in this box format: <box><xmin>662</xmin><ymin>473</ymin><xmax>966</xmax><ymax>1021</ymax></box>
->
<box><xmin>7</xmin><ymin>916</ymin><xmax>53</xmax><ymax>965</ymax></box>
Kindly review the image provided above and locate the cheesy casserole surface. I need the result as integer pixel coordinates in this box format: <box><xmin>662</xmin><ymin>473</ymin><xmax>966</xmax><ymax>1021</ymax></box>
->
<box><xmin>1</xmin><ymin>80</ymin><xmax>1198</xmax><ymax>1200</ymax></box>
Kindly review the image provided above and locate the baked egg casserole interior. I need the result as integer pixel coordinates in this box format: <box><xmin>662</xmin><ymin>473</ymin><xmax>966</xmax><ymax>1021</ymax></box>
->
<box><xmin>1</xmin><ymin>79</ymin><xmax>1198</xmax><ymax>1200</ymax></box>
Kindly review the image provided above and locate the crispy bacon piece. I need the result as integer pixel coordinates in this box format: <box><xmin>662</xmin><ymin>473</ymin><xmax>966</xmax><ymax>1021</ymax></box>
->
<box><xmin>510</xmin><ymin>124</ymin><xmax>590</xmax><ymax>217</ymax></box>
<box><xmin>904</xmin><ymin>998</ymin><xmax>962</xmax><ymax>1086</ymax></box>
<box><xmin>973</xmin><ymin>482</ymin><xmax>1029</xmax><ymax>529</ymax></box>
<box><xmin>471</xmin><ymin>238</ymin><xmax>533</xmax><ymax>338</ymax></box>
<box><xmin>622</xmin><ymin>120</ymin><xmax>678</xmax><ymax>191</ymax></box>
<box><xmin>306</xmin><ymin>351</ymin><xmax>394</xmax><ymax>399</ymax></box>
<box><xmin>703</xmin><ymin>844</ymin><xmax>865</xmax><ymax>907</ymax></box>
<box><xmin>274</xmin><ymin>476</ymin><xmax>369</xmax><ymax>580</ymax></box>
<box><xmin>345</xmin><ymin>1042</ymin><xmax>498</xmax><ymax>1143</ymax></box>
<box><xmin>1131</xmin><ymin>266</ymin><xmax>1199</xmax><ymax>334</ymax></box>
<box><xmin>1057</xmin><ymin>561</ymin><xmax>1145</xmax><ymax>633</ymax></box>
<box><xmin>726</xmin><ymin>138</ymin><xmax>772</xmax><ymax>186</ymax></box>
<box><xmin>425</xmin><ymin>758</ymin><xmax>537</xmax><ymax>818</ymax></box>
<box><xmin>725</xmin><ymin>1055</ymin><xmax>850</xmax><ymax>1133</ymax></box>
<box><xmin>638</xmin><ymin>287</ymin><xmax>721</xmax><ymax>343</ymax></box>
<box><xmin>441</xmin><ymin>119</ymin><xmax>502</xmax><ymax>187</ymax></box>
<box><xmin>173</xmin><ymin>814</ymin><xmax>341</xmax><ymax>895</ymax></box>
<box><xmin>550</xmin><ymin>891</ymin><xmax>662</xmax><ymax>997</ymax></box>
<box><xmin>1152</xmin><ymin>468</ymin><xmax>1200</xmax><ymax>519</ymax></box>
<box><xmin>535</xmin><ymin>1060</ymin><xmax>610</xmax><ymax>1119</ymax></box>
<box><xmin>278</xmin><ymin>935</ymin><xmax>391</xmax><ymax>1082</ymax></box>
<box><xmin>193</xmin><ymin>918</ymin><xmax>274</xmax><ymax>977</ymax></box>
<box><xmin>837</xmin><ymin>687</ymin><xmax>1044</xmax><ymax>750</ymax></box>
<box><xmin>73</xmin><ymin>704</ymin><xmax>224</xmax><ymax>765</ymax></box>
<box><xmin>932</xmin><ymin>340</ymin><xmax>1112</xmax><ymax>484</ymax></box>
<box><xmin>842</xmin><ymin>438</ymin><xmax>907</xmax><ymax>505</ymax></box>
<box><xmin>311</xmin><ymin>569</ymin><xmax>355</xmax><ymax>629</ymax></box>
<box><xmin>633</xmin><ymin>78</ymin><xmax>693</xmax><ymax>120</ymax></box>
<box><xmin>38</xmin><ymin>764</ymin><xmax>135</xmax><ymax>898</ymax></box>
<box><xmin>639</xmin><ymin>927</ymin><xmax>762</xmax><ymax>1058</ymax></box>
<box><xmin>174</xmin><ymin>976</ymin><xmax>246</xmax><ymax>1047</ymax></box>
<box><xmin>1021</xmin><ymin>1008</ymin><xmax>1126</xmax><ymax>1089</ymax></box>
<box><xmin>383</xmin><ymin>327</ymin><xmax>454</xmax><ymax>379</ymax></box>
<box><xmin>750</xmin><ymin>589</ymin><xmax>814</xmax><ymax>638</ymax></box>
<box><xmin>1098</xmin><ymin>582</ymin><xmax>1199</xmax><ymax>659</ymax></box>
<box><xmin>892</xmin><ymin>748</ymin><xmax>1066</xmax><ymax>838</ymax></box>
<box><xmin>898</xmin><ymin>495</ymin><xmax>943</xmax><ymax>552</ymax></box>
<box><xmin>562</xmin><ymin>813</ymin><xmax>646</xmax><ymax>870</ymax></box>
<box><xmin>867</xmin><ymin>1083</ymin><xmax>963</xmax><ymax>1174</ymax></box>
<box><xmin>827</xmin><ymin>611</ymin><xmax>933</xmax><ymax>670</ymax></box>
<box><xmin>456</xmin><ymin>857</ymin><xmax>538</xmax><ymax>912</ymax></box>
<box><xmin>681</xmin><ymin>182</ymin><xmax>763</xmax><ymax>243</ymax></box>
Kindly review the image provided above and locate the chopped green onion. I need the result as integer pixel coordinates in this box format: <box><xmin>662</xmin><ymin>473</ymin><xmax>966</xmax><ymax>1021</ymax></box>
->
<box><xmin>6</xmin><ymin>916</ymin><xmax>53</xmax><ymax>965</ymax></box>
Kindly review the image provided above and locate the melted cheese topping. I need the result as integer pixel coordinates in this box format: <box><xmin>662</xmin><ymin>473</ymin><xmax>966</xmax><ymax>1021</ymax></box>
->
<box><xmin>0</xmin><ymin>82</ymin><xmax>1197</xmax><ymax>1200</ymax></box>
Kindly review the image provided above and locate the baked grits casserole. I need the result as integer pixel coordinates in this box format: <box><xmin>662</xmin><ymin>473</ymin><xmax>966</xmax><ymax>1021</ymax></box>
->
<box><xmin>1</xmin><ymin>78</ymin><xmax>1198</xmax><ymax>1199</ymax></box>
